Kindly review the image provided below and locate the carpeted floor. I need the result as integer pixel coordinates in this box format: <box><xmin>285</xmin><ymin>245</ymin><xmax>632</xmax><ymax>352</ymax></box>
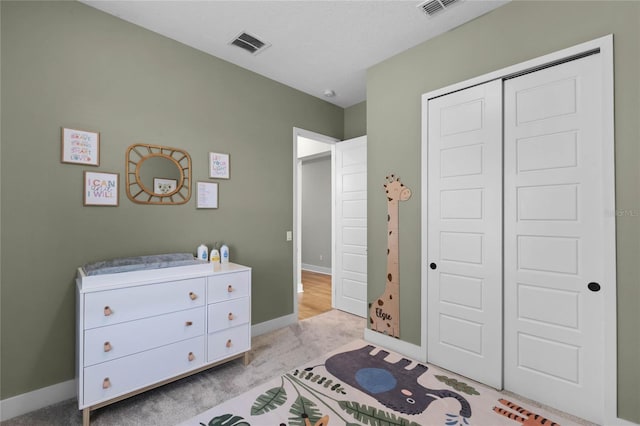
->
<box><xmin>2</xmin><ymin>309</ymin><xmax>595</xmax><ymax>426</ymax></box>
<box><xmin>1</xmin><ymin>309</ymin><xmax>365</xmax><ymax>426</ymax></box>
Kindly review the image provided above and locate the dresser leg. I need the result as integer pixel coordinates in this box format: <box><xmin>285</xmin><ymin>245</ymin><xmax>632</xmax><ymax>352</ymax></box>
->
<box><xmin>243</xmin><ymin>351</ymin><xmax>250</xmax><ymax>366</ymax></box>
<box><xmin>82</xmin><ymin>407</ymin><xmax>91</xmax><ymax>426</ymax></box>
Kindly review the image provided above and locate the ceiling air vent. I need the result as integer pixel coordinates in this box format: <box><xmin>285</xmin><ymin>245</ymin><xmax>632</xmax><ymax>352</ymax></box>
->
<box><xmin>417</xmin><ymin>0</ymin><xmax>460</xmax><ymax>17</ymax></box>
<box><xmin>230</xmin><ymin>31</ymin><xmax>271</xmax><ymax>55</ymax></box>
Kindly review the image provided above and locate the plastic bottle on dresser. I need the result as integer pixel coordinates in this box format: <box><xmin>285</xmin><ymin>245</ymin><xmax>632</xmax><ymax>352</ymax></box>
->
<box><xmin>210</xmin><ymin>248</ymin><xmax>220</xmax><ymax>263</ymax></box>
<box><xmin>220</xmin><ymin>244</ymin><xmax>229</xmax><ymax>264</ymax></box>
<box><xmin>197</xmin><ymin>244</ymin><xmax>208</xmax><ymax>261</ymax></box>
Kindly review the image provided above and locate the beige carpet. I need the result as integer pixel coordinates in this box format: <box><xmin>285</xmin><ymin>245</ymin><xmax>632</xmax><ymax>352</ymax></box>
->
<box><xmin>3</xmin><ymin>310</ymin><xmax>593</xmax><ymax>426</ymax></box>
<box><xmin>1</xmin><ymin>310</ymin><xmax>365</xmax><ymax>426</ymax></box>
<box><xmin>180</xmin><ymin>339</ymin><xmax>589</xmax><ymax>426</ymax></box>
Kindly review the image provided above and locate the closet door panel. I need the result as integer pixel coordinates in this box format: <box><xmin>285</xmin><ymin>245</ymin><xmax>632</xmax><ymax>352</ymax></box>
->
<box><xmin>426</xmin><ymin>79</ymin><xmax>503</xmax><ymax>389</ymax></box>
<box><xmin>503</xmin><ymin>54</ymin><xmax>604</xmax><ymax>424</ymax></box>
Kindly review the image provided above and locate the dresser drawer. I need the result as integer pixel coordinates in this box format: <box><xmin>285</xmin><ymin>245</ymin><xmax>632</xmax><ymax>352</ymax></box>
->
<box><xmin>207</xmin><ymin>325</ymin><xmax>250</xmax><ymax>363</ymax></box>
<box><xmin>84</xmin><ymin>307</ymin><xmax>205</xmax><ymax>367</ymax></box>
<box><xmin>83</xmin><ymin>335</ymin><xmax>205</xmax><ymax>407</ymax></box>
<box><xmin>84</xmin><ymin>278</ymin><xmax>205</xmax><ymax>329</ymax></box>
<box><xmin>207</xmin><ymin>298</ymin><xmax>249</xmax><ymax>333</ymax></box>
<box><xmin>207</xmin><ymin>271</ymin><xmax>249</xmax><ymax>303</ymax></box>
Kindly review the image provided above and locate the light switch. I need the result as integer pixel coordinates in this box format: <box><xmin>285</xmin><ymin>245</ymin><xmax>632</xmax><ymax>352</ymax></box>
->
<box><xmin>286</xmin><ymin>231</ymin><xmax>292</xmax><ymax>241</ymax></box>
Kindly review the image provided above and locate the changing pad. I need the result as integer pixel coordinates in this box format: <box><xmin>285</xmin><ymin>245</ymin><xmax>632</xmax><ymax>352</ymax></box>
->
<box><xmin>82</xmin><ymin>253</ymin><xmax>204</xmax><ymax>276</ymax></box>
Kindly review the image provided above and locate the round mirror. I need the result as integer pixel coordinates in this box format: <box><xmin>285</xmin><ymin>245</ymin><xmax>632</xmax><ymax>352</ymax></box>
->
<box><xmin>125</xmin><ymin>144</ymin><xmax>192</xmax><ymax>205</ymax></box>
<box><xmin>138</xmin><ymin>155</ymin><xmax>182</xmax><ymax>196</ymax></box>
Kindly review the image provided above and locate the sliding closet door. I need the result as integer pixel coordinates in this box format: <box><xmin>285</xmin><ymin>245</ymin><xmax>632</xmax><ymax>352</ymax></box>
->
<box><xmin>503</xmin><ymin>54</ymin><xmax>605</xmax><ymax>424</ymax></box>
<box><xmin>426</xmin><ymin>80</ymin><xmax>503</xmax><ymax>389</ymax></box>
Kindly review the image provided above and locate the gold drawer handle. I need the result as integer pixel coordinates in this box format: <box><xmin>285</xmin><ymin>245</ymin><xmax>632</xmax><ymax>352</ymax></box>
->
<box><xmin>103</xmin><ymin>341</ymin><xmax>112</xmax><ymax>352</ymax></box>
<box><xmin>104</xmin><ymin>306</ymin><xmax>113</xmax><ymax>316</ymax></box>
<box><xmin>185</xmin><ymin>321</ymin><xmax>193</xmax><ymax>326</ymax></box>
<box><xmin>189</xmin><ymin>292</ymin><xmax>198</xmax><ymax>301</ymax></box>
<box><xmin>227</xmin><ymin>285</ymin><xmax>234</xmax><ymax>293</ymax></box>
<box><xmin>226</xmin><ymin>339</ymin><xmax>232</xmax><ymax>348</ymax></box>
<box><xmin>228</xmin><ymin>313</ymin><xmax>235</xmax><ymax>321</ymax></box>
<box><xmin>188</xmin><ymin>352</ymin><xmax>195</xmax><ymax>362</ymax></box>
<box><xmin>102</xmin><ymin>378</ymin><xmax>111</xmax><ymax>389</ymax></box>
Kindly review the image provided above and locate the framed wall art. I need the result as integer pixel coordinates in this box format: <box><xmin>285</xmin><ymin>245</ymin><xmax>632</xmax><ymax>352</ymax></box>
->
<box><xmin>197</xmin><ymin>181</ymin><xmax>218</xmax><ymax>209</ymax></box>
<box><xmin>84</xmin><ymin>171</ymin><xmax>119</xmax><ymax>206</ymax></box>
<box><xmin>61</xmin><ymin>127</ymin><xmax>100</xmax><ymax>166</ymax></box>
<box><xmin>153</xmin><ymin>177</ymin><xmax>178</xmax><ymax>194</ymax></box>
<box><xmin>209</xmin><ymin>152</ymin><xmax>230</xmax><ymax>179</ymax></box>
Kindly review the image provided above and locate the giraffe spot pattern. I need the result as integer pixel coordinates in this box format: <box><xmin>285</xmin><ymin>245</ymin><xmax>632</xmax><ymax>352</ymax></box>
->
<box><xmin>377</xmin><ymin>299</ymin><xmax>384</xmax><ymax>306</ymax></box>
<box><xmin>387</xmin><ymin>273</ymin><xmax>392</xmax><ymax>281</ymax></box>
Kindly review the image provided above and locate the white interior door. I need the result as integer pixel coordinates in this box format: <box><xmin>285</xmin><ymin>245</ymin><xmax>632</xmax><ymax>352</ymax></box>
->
<box><xmin>426</xmin><ymin>80</ymin><xmax>503</xmax><ymax>389</ymax></box>
<box><xmin>334</xmin><ymin>136</ymin><xmax>367</xmax><ymax>317</ymax></box>
<box><xmin>503</xmin><ymin>54</ymin><xmax>606</xmax><ymax>424</ymax></box>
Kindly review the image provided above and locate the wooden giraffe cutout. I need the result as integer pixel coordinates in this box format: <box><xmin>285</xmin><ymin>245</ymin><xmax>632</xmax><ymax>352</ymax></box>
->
<box><xmin>369</xmin><ymin>174</ymin><xmax>411</xmax><ymax>338</ymax></box>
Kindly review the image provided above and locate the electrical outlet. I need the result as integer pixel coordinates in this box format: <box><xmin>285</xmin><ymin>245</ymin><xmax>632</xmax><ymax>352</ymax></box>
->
<box><xmin>286</xmin><ymin>231</ymin><xmax>292</xmax><ymax>241</ymax></box>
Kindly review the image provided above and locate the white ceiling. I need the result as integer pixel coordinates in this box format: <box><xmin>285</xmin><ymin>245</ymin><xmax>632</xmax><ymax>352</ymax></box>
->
<box><xmin>81</xmin><ymin>0</ymin><xmax>509</xmax><ymax>108</ymax></box>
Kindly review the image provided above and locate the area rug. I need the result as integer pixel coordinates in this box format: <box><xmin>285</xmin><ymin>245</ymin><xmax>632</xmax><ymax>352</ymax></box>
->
<box><xmin>180</xmin><ymin>339</ymin><xmax>579</xmax><ymax>426</ymax></box>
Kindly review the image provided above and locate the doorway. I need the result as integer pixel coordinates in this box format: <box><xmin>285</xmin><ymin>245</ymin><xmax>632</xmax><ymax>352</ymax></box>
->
<box><xmin>293</xmin><ymin>128</ymin><xmax>338</xmax><ymax>320</ymax></box>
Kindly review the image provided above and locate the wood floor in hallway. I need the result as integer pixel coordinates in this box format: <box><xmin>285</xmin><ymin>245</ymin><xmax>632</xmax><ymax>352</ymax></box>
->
<box><xmin>298</xmin><ymin>270</ymin><xmax>332</xmax><ymax>320</ymax></box>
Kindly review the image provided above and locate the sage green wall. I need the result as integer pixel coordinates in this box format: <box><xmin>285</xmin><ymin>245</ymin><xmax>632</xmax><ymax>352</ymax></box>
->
<box><xmin>343</xmin><ymin>101</ymin><xmax>366</xmax><ymax>139</ymax></box>
<box><xmin>366</xmin><ymin>1</ymin><xmax>639</xmax><ymax>422</ymax></box>
<box><xmin>0</xmin><ymin>1</ymin><xmax>343</xmax><ymax>399</ymax></box>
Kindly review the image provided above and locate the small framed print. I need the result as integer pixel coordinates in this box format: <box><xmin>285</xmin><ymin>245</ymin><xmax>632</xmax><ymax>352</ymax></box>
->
<box><xmin>209</xmin><ymin>152</ymin><xmax>230</xmax><ymax>179</ymax></box>
<box><xmin>84</xmin><ymin>171</ymin><xmax>119</xmax><ymax>206</ymax></box>
<box><xmin>197</xmin><ymin>181</ymin><xmax>218</xmax><ymax>209</ymax></box>
<box><xmin>153</xmin><ymin>177</ymin><xmax>177</xmax><ymax>194</ymax></box>
<box><xmin>61</xmin><ymin>127</ymin><xmax>100</xmax><ymax>166</ymax></box>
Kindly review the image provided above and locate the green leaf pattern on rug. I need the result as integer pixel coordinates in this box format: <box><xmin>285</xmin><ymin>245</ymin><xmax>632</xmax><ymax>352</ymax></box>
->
<box><xmin>435</xmin><ymin>375</ymin><xmax>480</xmax><ymax>396</ymax></box>
<box><xmin>338</xmin><ymin>401</ymin><xmax>422</xmax><ymax>426</ymax></box>
<box><xmin>250</xmin><ymin>386</ymin><xmax>287</xmax><ymax>415</ymax></box>
<box><xmin>288</xmin><ymin>396</ymin><xmax>323</xmax><ymax>426</ymax></box>
<box><xmin>293</xmin><ymin>369</ymin><xmax>346</xmax><ymax>394</ymax></box>
<box><xmin>201</xmin><ymin>413</ymin><xmax>250</xmax><ymax>426</ymax></box>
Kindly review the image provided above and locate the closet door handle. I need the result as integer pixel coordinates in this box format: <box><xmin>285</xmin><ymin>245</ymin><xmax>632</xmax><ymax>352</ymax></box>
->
<box><xmin>185</xmin><ymin>321</ymin><xmax>193</xmax><ymax>326</ymax></box>
<box><xmin>226</xmin><ymin>339</ymin><xmax>232</xmax><ymax>348</ymax></box>
<box><xmin>188</xmin><ymin>352</ymin><xmax>195</xmax><ymax>362</ymax></box>
<box><xmin>189</xmin><ymin>292</ymin><xmax>198</xmax><ymax>300</ymax></box>
<box><xmin>102</xmin><ymin>378</ymin><xmax>111</xmax><ymax>389</ymax></box>
<box><xmin>228</xmin><ymin>313</ymin><xmax>235</xmax><ymax>321</ymax></box>
<box><xmin>104</xmin><ymin>306</ymin><xmax>113</xmax><ymax>316</ymax></box>
<box><xmin>227</xmin><ymin>285</ymin><xmax>234</xmax><ymax>293</ymax></box>
<box><xmin>588</xmin><ymin>282</ymin><xmax>601</xmax><ymax>292</ymax></box>
<box><xmin>429</xmin><ymin>263</ymin><xmax>437</xmax><ymax>270</ymax></box>
<box><xmin>103</xmin><ymin>341</ymin><xmax>112</xmax><ymax>352</ymax></box>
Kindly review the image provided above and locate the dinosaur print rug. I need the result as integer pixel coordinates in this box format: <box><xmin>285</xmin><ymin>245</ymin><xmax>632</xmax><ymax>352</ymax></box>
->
<box><xmin>180</xmin><ymin>340</ymin><xmax>584</xmax><ymax>426</ymax></box>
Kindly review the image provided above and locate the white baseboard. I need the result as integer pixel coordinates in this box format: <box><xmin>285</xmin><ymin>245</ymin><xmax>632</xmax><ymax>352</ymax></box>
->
<box><xmin>301</xmin><ymin>264</ymin><xmax>332</xmax><ymax>275</ymax></box>
<box><xmin>298</xmin><ymin>281</ymin><xmax>304</xmax><ymax>293</ymax></box>
<box><xmin>0</xmin><ymin>379</ymin><xmax>76</xmax><ymax>421</ymax></box>
<box><xmin>364</xmin><ymin>328</ymin><xmax>426</xmax><ymax>363</ymax></box>
<box><xmin>251</xmin><ymin>313</ymin><xmax>297</xmax><ymax>337</ymax></box>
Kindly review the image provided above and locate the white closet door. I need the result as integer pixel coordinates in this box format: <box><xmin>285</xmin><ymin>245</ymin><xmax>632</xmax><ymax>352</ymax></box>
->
<box><xmin>334</xmin><ymin>136</ymin><xmax>367</xmax><ymax>317</ymax></box>
<box><xmin>427</xmin><ymin>80</ymin><xmax>503</xmax><ymax>389</ymax></box>
<box><xmin>503</xmin><ymin>54</ymin><xmax>605</xmax><ymax>423</ymax></box>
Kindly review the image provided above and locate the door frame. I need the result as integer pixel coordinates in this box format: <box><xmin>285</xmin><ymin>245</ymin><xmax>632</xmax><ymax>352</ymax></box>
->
<box><xmin>292</xmin><ymin>127</ymin><xmax>339</xmax><ymax>318</ymax></box>
<box><xmin>421</xmin><ymin>35</ymin><xmax>616</xmax><ymax>422</ymax></box>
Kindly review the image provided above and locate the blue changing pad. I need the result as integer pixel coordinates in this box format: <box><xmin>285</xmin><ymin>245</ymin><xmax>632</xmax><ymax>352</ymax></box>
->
<box><xmin>82</xmin><ymin>253</ymin><xmax>205</xmax><ymax>276</ymax></box>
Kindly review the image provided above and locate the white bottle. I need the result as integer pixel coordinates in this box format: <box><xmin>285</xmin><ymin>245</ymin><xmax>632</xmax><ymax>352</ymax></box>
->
<box><xmin>220</xmin><ymin>244</ymin><xmax>229</xmax><ymax>264</ymax></box>
<box><xmin>210</xmin><ymin>249</ymin><xmax>220</xmax><ymax>263</ymax></box>
<box><xmin>197</xmin><ymin>244</ymin><xmax>208</xmax><ymax>261</ymax></box>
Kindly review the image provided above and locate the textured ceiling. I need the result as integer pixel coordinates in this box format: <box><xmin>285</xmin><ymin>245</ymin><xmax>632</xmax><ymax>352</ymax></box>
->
<box><xmin>82</xmin><ymin>0</ymin><xmax>509</xmax><ymax>107</ymax></box>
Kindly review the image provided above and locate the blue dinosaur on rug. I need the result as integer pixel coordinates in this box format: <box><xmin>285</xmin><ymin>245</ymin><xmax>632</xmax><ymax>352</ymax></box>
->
<box><xmin>325</xmin><ymin>344</ymin><xmax>472</xmax><ymax>418</ymax></box>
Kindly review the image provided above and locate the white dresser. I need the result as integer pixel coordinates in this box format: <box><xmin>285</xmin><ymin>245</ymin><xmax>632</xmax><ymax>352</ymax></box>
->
<box><xmin>76</xmin><ymin>262</ymin><xmax>251</xmax><ymax>426</ymax></box>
